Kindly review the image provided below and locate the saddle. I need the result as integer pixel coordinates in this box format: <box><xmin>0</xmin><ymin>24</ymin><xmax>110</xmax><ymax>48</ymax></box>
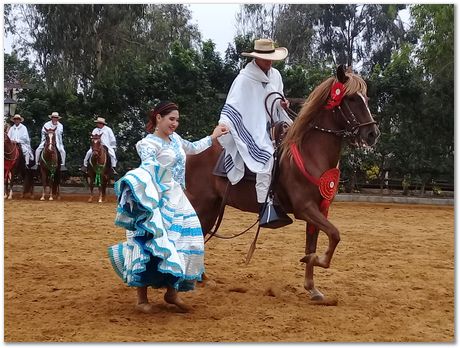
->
<box><xmin>212</xmin><ymin>121</ymin><xmax>290</xmax><ymax>182</ymax></box>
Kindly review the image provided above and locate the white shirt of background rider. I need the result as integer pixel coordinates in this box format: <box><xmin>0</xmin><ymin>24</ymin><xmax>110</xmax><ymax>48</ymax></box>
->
<box><xmin>8</xmin><ymin>122</ymin><xmax>31</xmax><ymax>147</ymax></box>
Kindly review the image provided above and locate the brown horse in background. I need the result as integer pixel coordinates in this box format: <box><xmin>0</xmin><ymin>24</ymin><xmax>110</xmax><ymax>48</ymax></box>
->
<box><xmin>39</xmin><ymin>128</ymin><xmax>61</xmax><ymax>201</ymax></box>
<box><xmin>4</xmin><ymin>130</ymin><xmax>34</xmax><ymax>199</ymax></box>
<box><xmin>86</xmin><ymin>134</ymin><xmax>111</xmax><ymax>203</ymax></box>
<box><xmin>186</xmin><ymin>65</ymin><xmax>380</xmax><ymax>303</ymax></box>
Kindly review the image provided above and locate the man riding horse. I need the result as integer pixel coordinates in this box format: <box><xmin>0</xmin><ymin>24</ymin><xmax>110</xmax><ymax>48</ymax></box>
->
<box><xmin>217</xmin><ymin>38</ymin><xmax>293</xmax><ymax>228</ymax></box>
<box><xmin>31</xmin><ymin>111</ymin><xmax>67</xmax><ymax>171</ymax></box>
<box><xmin>7</xmin><ymin>114</ymin><xmax>34</xmax><ymax>168</ymax></box>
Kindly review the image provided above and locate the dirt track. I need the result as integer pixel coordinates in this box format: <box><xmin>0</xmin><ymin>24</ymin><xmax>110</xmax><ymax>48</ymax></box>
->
<box><xmin>4</xmin><ymin>195</ymin><xmax>454</xmax><ymax>342</ymax></box>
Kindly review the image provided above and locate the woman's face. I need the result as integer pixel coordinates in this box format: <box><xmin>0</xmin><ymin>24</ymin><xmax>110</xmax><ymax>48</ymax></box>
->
<box><xmin>156</xmin><ymin>110</ymin><xmax>179</xmax><ymax>136</ymax></box>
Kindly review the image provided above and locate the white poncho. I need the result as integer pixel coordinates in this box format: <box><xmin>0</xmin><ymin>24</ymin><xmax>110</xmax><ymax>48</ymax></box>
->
<box><xmin>218</xmin><ymin>59</ymin><xmax>293</xmax><ymax>184</ymax></box>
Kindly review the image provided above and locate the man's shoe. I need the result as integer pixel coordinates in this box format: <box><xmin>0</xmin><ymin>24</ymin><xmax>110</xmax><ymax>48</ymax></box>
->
<box><xmin>30</xmin><ymin>164</ymin><xmax>38</xmax><ymax>170</ymax></box>
<box><xmin>80</xmin><ymin>166</ymin><xmax>88</xmax><ymax>174</ymax></box>
<box><xmin>60</xmin><ymin>165</ymin><xmax>68</xmax><ymax>171</ymax></box>
<box><xmin>259</xmin><ymin>202</ymin><xmax>293</xmax><ymax>229</ymax></box>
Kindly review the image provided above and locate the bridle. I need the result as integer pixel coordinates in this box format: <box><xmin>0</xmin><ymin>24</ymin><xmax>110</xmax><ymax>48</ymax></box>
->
<box><xmin>311</xmin><ymin>93</ymin><xmax>377</xmax><ymax>141</ymax></box>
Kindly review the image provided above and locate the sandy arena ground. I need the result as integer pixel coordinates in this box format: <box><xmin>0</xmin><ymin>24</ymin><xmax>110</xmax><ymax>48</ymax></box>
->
<box><xmin>4</xmin><ymin>194</ymin><xmax>454</xmax><ymax>342</ymax></box>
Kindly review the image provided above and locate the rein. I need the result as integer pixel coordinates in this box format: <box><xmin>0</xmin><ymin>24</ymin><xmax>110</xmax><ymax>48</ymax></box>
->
<box><xmin>264</xmin><ymin>92</ymin><xmax>298</xmax><ymax>126</ymax></box>
<box><xmin>204</xmin><ymin>181</ymin><xmax>259</xmax><ymax>243</ymax></box>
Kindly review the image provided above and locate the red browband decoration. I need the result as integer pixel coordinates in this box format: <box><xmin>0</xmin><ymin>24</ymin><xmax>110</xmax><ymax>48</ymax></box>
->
<box><xmin>325</xmin><ymin>81</ymin><xmax>346</xmax><ymax>110</ymax></box>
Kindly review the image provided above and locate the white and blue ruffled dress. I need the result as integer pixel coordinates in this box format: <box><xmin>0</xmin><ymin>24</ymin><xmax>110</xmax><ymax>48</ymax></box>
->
<box><xmin>108</xmin><ymin>132</ymin><xmax>212</xmax><ymax>291</ymax></box>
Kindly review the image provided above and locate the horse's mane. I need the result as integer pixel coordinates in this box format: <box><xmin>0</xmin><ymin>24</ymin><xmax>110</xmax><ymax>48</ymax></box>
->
<box><xmin>281</xmin><ymin>71</ymin><xmax>368</xmax><ymax>155</ymax></box>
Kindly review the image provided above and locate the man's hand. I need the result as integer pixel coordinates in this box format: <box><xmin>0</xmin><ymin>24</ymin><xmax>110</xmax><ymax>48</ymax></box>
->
<box><xmin>280</xmin><ymin>98</ymin><xmax>290</xmax><ymax>110</ymax></box>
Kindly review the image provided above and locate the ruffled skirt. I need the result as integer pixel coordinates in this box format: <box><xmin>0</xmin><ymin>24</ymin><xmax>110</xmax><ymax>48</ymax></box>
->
<box><xmin>108</xmin><ymin>163</ymin><xmax>204</xmax><ymax>291</ymax></box>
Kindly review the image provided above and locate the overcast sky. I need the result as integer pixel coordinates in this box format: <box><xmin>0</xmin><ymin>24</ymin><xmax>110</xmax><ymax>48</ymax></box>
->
<box><xmin>189</xmin><ymin>3</ymin><xmax>241</xmax><ymax>56</ymax></box>
<box><xmin>2</xmin><ymin>3</ymin><xmax>241</xmax><ymax>58</ymax></box>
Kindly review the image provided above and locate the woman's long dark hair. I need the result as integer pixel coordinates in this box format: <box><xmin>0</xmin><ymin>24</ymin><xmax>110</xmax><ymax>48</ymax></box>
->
<box><xmin>146</xmin><ymin>101</ymin><xmax>179</xmax><ymax>134</ymax></box>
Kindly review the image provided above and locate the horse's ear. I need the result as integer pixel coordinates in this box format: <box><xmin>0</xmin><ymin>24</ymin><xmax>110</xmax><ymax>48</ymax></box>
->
<box><xmin>336</xmin><ymin>65</ymin><xmax>349</xmax><ymax>83</ymax></box>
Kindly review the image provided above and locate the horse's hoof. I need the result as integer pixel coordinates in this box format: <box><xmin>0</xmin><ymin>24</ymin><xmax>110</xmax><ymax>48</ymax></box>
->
<box><xmin>49</xmin><ymin>197</ymin><xmax>53</xmax><ymax>201</ymax></box>
<box><xmin>40</xmin><ymin>197</ymin><xmax>45</xmax><ymax>201</ymax></box>
<box><xmin>307</xmin><ymin>288</ymin><xmax>325</xmax><ymax>301</ymax></box>
<box><xmin>300</xmin><ymin>253</ymin><xmax>318</xmax><ymax>264</ymax></box>
<box><xmin>88</xmin><ymin>199</ymin><xmax>93</xmax><ymax>203</ymax></box>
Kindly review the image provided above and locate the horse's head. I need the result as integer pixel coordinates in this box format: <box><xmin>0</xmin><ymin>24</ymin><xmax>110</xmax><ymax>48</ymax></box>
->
<box><xmin>90</xmin><ymin>134</ymin><xmax>103</xmax><ymax>156</ymax></box>
<box><xmin>44</xmin><ymin>127</ymin><xmax>57</xmax><ymax>149</ymax></box>
<box><xmin>329</xmin><ymin>65</ymin><xmax>380</xmax><ymax>147</ymax></box>
<box><xmin>285</xmin><ymin>65</ymin><xmax>380</xmax><ymax>151</ymax></box>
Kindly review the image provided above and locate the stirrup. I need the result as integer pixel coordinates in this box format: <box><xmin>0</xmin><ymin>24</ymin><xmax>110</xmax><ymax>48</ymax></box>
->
<box><xmin>259</xmin><ymin>202</ymin><xmax>293</xmax><ymax>229</ymax></box>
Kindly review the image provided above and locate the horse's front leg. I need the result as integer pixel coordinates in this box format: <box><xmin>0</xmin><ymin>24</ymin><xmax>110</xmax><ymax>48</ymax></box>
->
<box><xmin>301</xmin><ymin>224</ymin><xmax>325</xmax><ymax>301</ymax></box>
<box><xmin>300</xmin><ymin>204</ymin><xmax>340</xmax><ymax>269</ymax></box>
<box><xmin>40</xmin><ymin>187</ymin><xmax>46</xmax><ymax>200</ymax></box>
<box><xmin>48</xmin><ymin>184</ymin><xmax>53</xmax><ymax>201</ymax></box>
<box><xmin>87</xmin><ymin>175</ymin><xmax>94</xmax><ymax>203</ymax></box>
<box><xmin>7</xmin><ymin>172</ymin><xmax>13</xmax><ymax>200</ymax></box>
<box><xmin>298</xmin><ymin>203</ymin><xmax>340</xmax><ymax>302</ymax></box>
<box><xmin>98</xmin><ymin>184</ymin><xmax>103</xmax><ymax>203</ymax></box>
<box><xmin>40</xmin><ymin>180</ymin><xmax>47</xmax><ymax>200</ymax></box>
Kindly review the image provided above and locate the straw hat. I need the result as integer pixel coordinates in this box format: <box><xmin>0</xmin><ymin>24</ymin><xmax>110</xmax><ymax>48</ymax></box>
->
<box><xmin>241</xmin><ymin>39</ymin><xmax>288</xmax><ymax>61</ymax></box>
<box><xmin>94</xmin><ymin>117</ymin><xmax>106</xmax><ymax>125</ymax></box>
<box><xmin>10</xmin><ymin>114</ymin><xmax>24</xmax><ymax>122</ymax></box>
<box><xmin>48</xmin><ymin>111</ymin><xmax>62</xmax><ymax>119</ymax></box>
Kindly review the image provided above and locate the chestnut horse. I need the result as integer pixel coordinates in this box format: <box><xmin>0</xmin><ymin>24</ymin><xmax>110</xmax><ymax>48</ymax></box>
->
<box><xmin>86</xmin><ymin>134</ymin><xmax>111</xmax><ymax>203</ymax></box>
<box><xmin>185</xmin><ymin>65</ymin><xmax>380</xmax><ymax>302</ymax></box>
<box><xmin>4</xmin><ymin>130</ymin><xmax>34</xmax><ymax>200</ymax></box>
<box><xmin>39</xmin><ymin>128</ymin><xmax>61</xmax><ymax>201</ymax></box>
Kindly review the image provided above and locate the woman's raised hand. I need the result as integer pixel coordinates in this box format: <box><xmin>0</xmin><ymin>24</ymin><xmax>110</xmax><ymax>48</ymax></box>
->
<box><xmin>211</xmin><ymin>124</ymin><xmax>229</xmax><ymax>139</ymax></box>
